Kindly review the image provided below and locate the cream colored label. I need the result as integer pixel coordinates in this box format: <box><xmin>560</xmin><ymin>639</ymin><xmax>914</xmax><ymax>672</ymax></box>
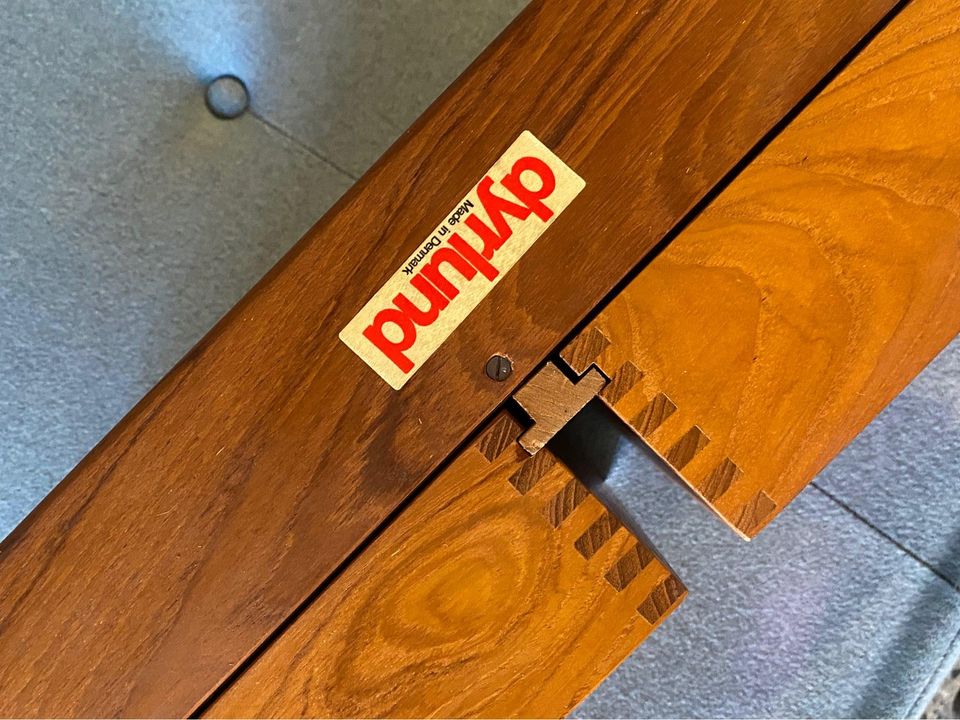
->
<box><xmin>340</xmin><ymin>131</ymin><xmax>585</xmax><ymax>389</ymax></box>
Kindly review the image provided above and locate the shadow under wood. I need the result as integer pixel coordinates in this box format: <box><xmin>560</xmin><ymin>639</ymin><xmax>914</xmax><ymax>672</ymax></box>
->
<box><xmin>550</xmin><ymin>398</ymin><xmax>688</xmax><ymax>578</ymax></box>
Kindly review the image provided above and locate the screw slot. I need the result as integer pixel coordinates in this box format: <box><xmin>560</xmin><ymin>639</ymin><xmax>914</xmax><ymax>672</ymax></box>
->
<box><xmin>485</xmin><ymin>354</ymin><xmax>513</xmax><ymax>382</ymax></box>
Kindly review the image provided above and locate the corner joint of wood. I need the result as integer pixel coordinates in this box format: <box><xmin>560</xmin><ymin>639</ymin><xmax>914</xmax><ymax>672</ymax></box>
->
<box><xmin>513</xmin><ymin>361</ymin><xmax>607</xmax><ymax>455</ymax></box>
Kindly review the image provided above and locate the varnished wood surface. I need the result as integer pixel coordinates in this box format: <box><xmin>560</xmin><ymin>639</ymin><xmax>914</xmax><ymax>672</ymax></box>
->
<box><xmin>562</xmin><ymin>0</ymin><xmax>960</xmax><ymax>539</ymax></box>
<box><xmin>514</xmin><ymin>362</ymin><xmax>606</xmax><ymax>454</ymax></box>
<box><xmin>0</xmin><ymin>1</ymin><xmax>900</xmax><ymax>715</ymax></box>
<box><xmin>205</xmin><ymin>413</ymin><xmax>684</xmax><ymax>718</ymax></box>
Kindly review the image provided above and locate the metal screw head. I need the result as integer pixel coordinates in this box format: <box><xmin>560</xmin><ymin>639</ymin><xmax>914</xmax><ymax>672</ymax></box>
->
<box><xmin>485</xmin><ymin>354</ymin><xmax>513</xmax><ymax>381</ymax></box>
<box><xmin>205</xmin><ymin>75</ymin><xmax>249</xmax><ymax>120</ymax></box>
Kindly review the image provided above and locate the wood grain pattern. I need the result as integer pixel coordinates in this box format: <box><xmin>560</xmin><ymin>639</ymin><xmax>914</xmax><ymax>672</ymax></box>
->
<box><xmin>0</xmin><ymin>1</ymin><xmax>899</xmax><ymax>714</ymax></box>
<box><xmin>561</xmin><ymin>0</ymin><xmax>960</xmax><ymax>539</ymax></box>
<box><xmin>514</xmin><ymin>361</ymin><xmax>606</xmax><ymax>454</ymax></box>
<box><xmin>205</xmin><ymin>413</ymin><xmax>684</xmax><ymax>718</ymax></box>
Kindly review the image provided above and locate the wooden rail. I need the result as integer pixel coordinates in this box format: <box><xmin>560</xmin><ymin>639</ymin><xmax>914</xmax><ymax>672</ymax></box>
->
<box><xmin>0</xmin><ymin>0</ymin><xmax>903</xmax><ymax>715</ymax></box>
<box><xmin>561</xmin><ymin>0</ymin><xmax>960</xmax><ymax>538</ymax></box>
<box><xmin>205</xmin><ymin>413</ymin><xmax>684</xmax><ymax>717</ymax></box>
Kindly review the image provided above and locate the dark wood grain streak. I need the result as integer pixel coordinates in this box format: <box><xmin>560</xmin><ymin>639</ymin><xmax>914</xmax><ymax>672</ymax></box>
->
<box><xmin>633</xmin><ymin>392</ymin><xmax>678</xmax><ymax>437</ymax></box>
<box><xmin>605</xmin><ymin>543</ymin><xmax>656</xmax><ymax>592</ymax></box>
<box><xmin>478</xmin><ymin>414</ymin><xmax>523</xmax><ymax>462</ymax></box>
<box><xmin>664</xmin><ymin>426</ymin><xmax>710</xmax><ymax>471</ymax></box>
<box><xmin>543</xmin><ymin>478</ymin><xmax>591</xmax><ymax>527</ymax></box>
<box><xmin>601</xmin><ymin>361</ymin><xmax>644</xmax><ymax>406</ymax></box>
<box><xmin>575</xmin><ymin>511</ymin><xmax>624</xmax><ymax>560</ymax></box>
<box><xmin>700</xmin><ymin>458</ymin><xmax>743</xmax><ymax>503</ymax></box>
<box><xmin>638</xmin><ymin>576</ymin><xmax>686</xmax><ymax>625</ymax></box>
<box><xmin>509</xmin><ymin>450</ymin><xmax>556</xmax><ymax>495</ymax></box>
<box><xmin>0</xmin><ymin>1</ymin><xmax>899</xmax><ymax>715</ymax></box>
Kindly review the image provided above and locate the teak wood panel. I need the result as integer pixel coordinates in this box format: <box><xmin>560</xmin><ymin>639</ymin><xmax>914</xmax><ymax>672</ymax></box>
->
<box><xmin>205</xmin><ymin>413</ymin><xmax>684</xmax><ymax>718</ymax></box>
<box><xmin>0</xmin><ymin>1</ymin><xmax>900</xmax><ymax>715</ymax></box>
<box><xmin>561</xmin><ymin>0</ymin><xmax>960</xmax><ymax>539</ymax></box>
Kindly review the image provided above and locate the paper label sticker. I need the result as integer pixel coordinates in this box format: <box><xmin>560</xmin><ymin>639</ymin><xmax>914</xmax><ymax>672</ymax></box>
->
<box><xmin>340</xmin><ymin>131</ymin><xmax>585</xmax><ymax>389</ymax></box>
